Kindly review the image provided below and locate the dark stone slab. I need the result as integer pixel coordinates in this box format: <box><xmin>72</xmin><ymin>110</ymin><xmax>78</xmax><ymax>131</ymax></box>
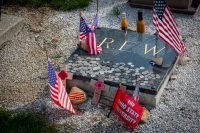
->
<box><xmin>129</xmin><ymin>0</ymin><xmax>200</xmax><ymax>15</ymax></box>
<box><xmin>130</xmin><ymin>0</ymin><xmax>193</xmax><ymax>9</ymax></box>
<box><xmin>65</xmin><ymin>28</ymin><xmax>177</xmax><ymax>95</ymax></box>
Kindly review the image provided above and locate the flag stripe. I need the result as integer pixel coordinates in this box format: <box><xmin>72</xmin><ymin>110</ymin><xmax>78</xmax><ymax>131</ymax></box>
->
<box><xmin>93</xmin><ymin>32</ymin><xmax>97</xmax><ymax>54</ymax></box>
<box><xmin>89</xmin><ymin>32</ymin><xmax>94</xmax><ymax>54</ymax></box>
<box><xmin>161</xmin><ymin>18</ymin><xmax>179</xmax><ymax>46</ymax></box>
<box><xmin>48</xmin><ymin>61</ymin><xmax>77</xmax><ymax>115</ymax></box>
<box><xmin>154</xmin><ymin>11</ymin><xmax>180</xmax><ymax>49</ymax></box>
<box><xmin>153</xmin><ymin>0</ymin><xmax>186</xmax><ymax>57</ymax></box>
<box><xmin>162</xmin><ymin>11</ymin><xmax>182</xmax><ymax>48</ymax></box>
<box><xmin>79</xmin><ymin>14</ymin><xmax>102</xmax><ymax>55</ymax></box>
<box><xmin>164</xmin><ymin>8</ymin><xmax>180</xmax><ymax>36</ymax></box>
<box><xmin>158</xmin><ymin>22</ymin><xmax>182</xmax><ymax>52</ymax></box>
<box><xmin>159</xmin><ymin>27</ymin><xmax>182</xmax><ymax>51</ymax></box>
<box><xmin>153</xmin><ymin>7</ymin><xmax>185</xmax><ymax>56</ymax></box>
<box><xmin>50</xmin><ymin>91</ymin><xmax>58</xmax><ymax>99</ymax></box>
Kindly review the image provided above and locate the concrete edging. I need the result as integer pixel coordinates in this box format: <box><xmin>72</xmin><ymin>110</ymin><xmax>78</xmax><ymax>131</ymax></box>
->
<box><xmin>0</xmin><ymin>14</ymin><xmax>24</xmax><ymax>48</ymax></box>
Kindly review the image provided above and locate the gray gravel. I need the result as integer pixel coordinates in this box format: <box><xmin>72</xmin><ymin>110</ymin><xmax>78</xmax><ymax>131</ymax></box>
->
<box><xmin>0</xmin><ymin>0</ymin><xmax>199</xmax><ymax>132</ymax></box>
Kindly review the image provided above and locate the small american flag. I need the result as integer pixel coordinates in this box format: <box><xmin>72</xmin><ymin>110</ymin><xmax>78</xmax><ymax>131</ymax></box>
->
<box><xmin>133</xmin><ymin>80</ymin><xmax>140</xmax><ymax>102</ymax></box>
<box><xmin>153</xmin><ymin>0</ymin><xmax>186</xmax><ymax>57</ymax></box>
<box><xmin>48</xmin><ymin>60</ymin><xmax>77</xmax><ymax>115</ymax></box>
<box><xmin>79</xmin><ymin>16</ymin><xmax>102</xmax><ymax>55</ymax></box>
<box><xmin>91</xmin><ymin>13</ymin><xmax>98</xmax><ymax>30</ymax></box>
<box><xmin>79</xmin><ymin>17</ymin><xmax>87</xmax><ymax>42</ymax></box>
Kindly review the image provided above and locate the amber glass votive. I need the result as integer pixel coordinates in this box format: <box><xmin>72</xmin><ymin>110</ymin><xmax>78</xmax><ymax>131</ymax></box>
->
<box><xmin>121</xmin><ymin>12</ymin><xmax>128</xmax><ymax>30</ymax></box>
<box><xmin>137</xmin><ymin>11</ymin><xmax>145</xmax><ymax>33</ymax></box>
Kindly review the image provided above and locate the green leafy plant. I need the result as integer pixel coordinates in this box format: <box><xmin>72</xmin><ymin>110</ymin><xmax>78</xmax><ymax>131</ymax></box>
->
<box><xmin>0</xmin><ymin>108</ymin><xmax>59</xmax><ymax>133</ymax></box>
<box><xmin>113</xmin><ymin>6</ymin><xmax>121</xmax><ymax>19</ymax></box>
<box><xmin>52</xmin><ymin>54</ymin><xmax>62</xmax><ymax>59</ymax></box>
<box><xmin>4</xmin><ymin>0</ymin><xmax>92</xmax><ymax>10</ymax></box>
<box><xmin>50</xmin><ymin>0</ymin><xmax>91</xmax><ymax>11</ymax></box>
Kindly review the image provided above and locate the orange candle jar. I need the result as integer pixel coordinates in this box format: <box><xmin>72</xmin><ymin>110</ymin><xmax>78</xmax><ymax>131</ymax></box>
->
<box><xmin>137</xmin><ymin>11</ymin><xmax>145</xmax><ymax>33</ymax></box>
<box><xmin>121</xmin><ymin>12</ymin><xmax>128</xmax><ymax>30</ymax></box>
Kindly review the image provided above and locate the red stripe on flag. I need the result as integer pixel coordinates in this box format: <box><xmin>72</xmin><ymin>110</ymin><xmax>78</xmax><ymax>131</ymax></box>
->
<box><xmin>153</xmin><ymin>6</ymin><xmax>186</xmax><ymax>57</ymax></box>
<box><xmin>50</xmin><ymin>85</ymin><xmax>61</xmax><ymax>107</ymax></box>
<box><xmin>50</xmin><ymin>75</ymin><xmax>77</xmax><ymax>115</ymax></box>
<box><xmin>79</xmin><ymin>33</ymin><xmax>86</xmax><ymax>41</ymax></box>
<box><xmin>162</xmin><ymin>13</ymin><xmax>182</xmax><ymax>49</ymax></box>
<box><xmin>86</xmin><ymin>32</ymin><xmax>100</xmax><ymax>55</ymax></box>
<box><xmin>93</xmin><ymin>32</ymin><xmax>97</xmax><ymax>54</ymax></box>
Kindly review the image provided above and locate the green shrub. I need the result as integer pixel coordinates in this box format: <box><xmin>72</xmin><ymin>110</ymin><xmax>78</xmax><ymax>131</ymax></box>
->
<box><xmin>0</xmin><ymin>108</ymin><xmax>12</xmax><ymax>132</ymax></box>
<box><xmin>4</xmin><ymin>0</ymin><xmax>92</xmax><ymax>10</ymax></box>
<box><xmin>113</xmin><ymin>6</ymin><xmax>120</xmax><ymax>16</ymax></box>
<box><xmin>51</xmin><ymin>0</ymin><xmax>91</xmax><ymax>10</ymax></box>
<box><xmin>0</xmin><ymin>108</ymin><xmax>59</xmax><ymax>133</ymax></box>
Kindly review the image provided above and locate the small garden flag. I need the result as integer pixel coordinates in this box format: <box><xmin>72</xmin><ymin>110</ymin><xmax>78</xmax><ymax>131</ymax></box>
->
<box><xmin>79</xmin><ymin>16</ymin><xmax>102</xmax><ymax>55</ymax></box>
<box><xmin>112</xmin><ymin>88</ymin><xmax>144</xmax><ymax>129</ymax></box>
<box><xmin>48</xmin><ymin>59</ymin><xmax>77</xmax><ymax>115</ymax></box>
<box><xmin>153</xmin><ymin>0</ymin><xmax>186</xmax><ymax>57</ymax></box>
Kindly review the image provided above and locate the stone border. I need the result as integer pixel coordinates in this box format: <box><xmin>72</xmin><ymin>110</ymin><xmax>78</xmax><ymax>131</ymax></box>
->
<box><xmin>0</xmin><ymin>14</ymin><xmax>24</xmax><ymax>48</ymax></box>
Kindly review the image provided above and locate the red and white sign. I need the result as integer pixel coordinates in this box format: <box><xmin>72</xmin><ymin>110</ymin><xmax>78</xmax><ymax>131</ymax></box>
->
<box><xmin>112</xmin><ymin>88</ymin><xmax>144</xmax><ymax>129</ymax></box>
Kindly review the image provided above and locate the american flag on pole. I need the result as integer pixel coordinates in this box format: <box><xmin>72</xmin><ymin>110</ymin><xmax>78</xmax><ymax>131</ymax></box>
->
<box><xmin>133</xmin><ymin>80</ymin><xmax>140</xmax><ymax>102</ymax></box>
<box><xmin>48</xmin><ymin>60</ymin><xmax>77</xmax><ymax>115</ymax></box>
<box><xmin>153</xmin><ymin>0</ymin><xmax>186</xmax><ymax>57</ymax></box>
<box><xmin>79</xmin><ymin>16</ymin><xmax>102</xmax><ymax>55</ymax></box>
<box><xmin>79</xmin><ymin>17</ymin><xmax>87</xmax><ymax>42</ymax></box>
<box><xmin>91</xmin><ymin>13</ymin><xmax>98</xmax><ymax>30</ymax></box>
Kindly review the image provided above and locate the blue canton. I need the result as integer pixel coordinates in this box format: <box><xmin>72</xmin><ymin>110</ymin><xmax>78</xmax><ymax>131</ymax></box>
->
<box><xmin>92</xmin><ymin>14</ymin><xmax>98</xmax><ymax>27</ymax></box>
<box><xmin>80</xmin><ymin>17</ymin><xmax>92</xmax><ymax>35</ymax></box>
<box><xmin>48</xmin><ymin>61</ymin><xmax>57</xmax><ymax>87</ymax></box>
<box><xmin>154</xmin><ymin>0</ymin><xmax>166</xmax><ymax>20</ymax></box>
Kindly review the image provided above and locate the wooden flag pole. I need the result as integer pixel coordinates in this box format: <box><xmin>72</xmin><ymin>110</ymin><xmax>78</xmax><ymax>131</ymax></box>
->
<box><xmin>107</xmin><ymin>106</ymin><xmax>112</xmax><ymax>118</ymax></box>
<box><xmin>46</xmin><ymin>44</ymin><xmax>48</xmax><ymax>60</ymax></box>
<box><xmin>152</xmin><ymin>33</ymin><xmax>163</xmax><ymax>66</ymax></box>
<box><xmin>155</xmin><ymin>33</ymin><xmax>158</xmax><ymax>58</ymax></box>
<box><xmin>107</xmin><ymin>82</ymin><xmax>121</xmax><ymax>118</ymax></box>
<box><xmin>78</xmin><ymin>11</ymin><xmax>82</xmax><ymax>46</ymax></box>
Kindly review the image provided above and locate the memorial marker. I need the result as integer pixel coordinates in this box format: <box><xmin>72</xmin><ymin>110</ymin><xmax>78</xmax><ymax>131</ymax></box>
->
<box><xmin>59</xmin><ymin>64</ymin><xmax>73</xmax><ymax>88</ymax></box>
<box><xmin>65</xmin><ymin>28</ymin><xmax>178</xmax><ymax>106</ymax></box>
<box><xmin>90</xmin><ymin>75</ymin><xmax>110</xmax><ymax>105</ymax></box>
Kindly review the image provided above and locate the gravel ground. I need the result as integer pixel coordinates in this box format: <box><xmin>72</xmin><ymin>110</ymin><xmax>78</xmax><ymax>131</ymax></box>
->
<box><xmin>0</xmin><ymin>0</ymin><xmax>199</xmax><ymax>132</ymax></box>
